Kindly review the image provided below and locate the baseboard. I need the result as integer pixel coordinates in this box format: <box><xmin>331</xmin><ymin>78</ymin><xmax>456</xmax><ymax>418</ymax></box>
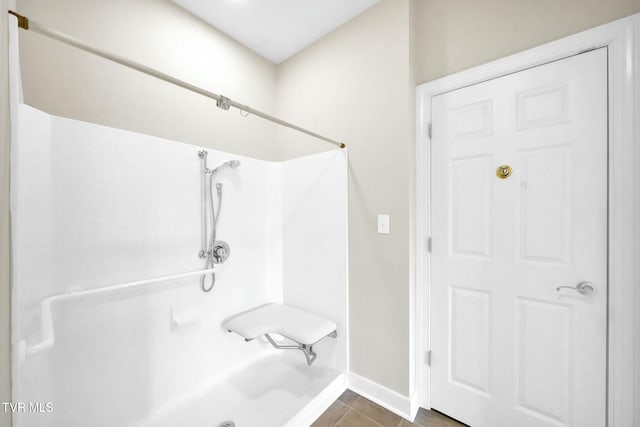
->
<box><xmin>284</xmin><ymin>373</ymin><xmax>346</xmax><ymax>427</ymax></box>
<box><xmin>347</xmin><ymin>372</ymin><xmax>419</xmax><ymax>421</ymax></box>
<box><xmin>410</xmin><ymin>389</ymin><xmax>420</xmax><ymax>420</ymax></box>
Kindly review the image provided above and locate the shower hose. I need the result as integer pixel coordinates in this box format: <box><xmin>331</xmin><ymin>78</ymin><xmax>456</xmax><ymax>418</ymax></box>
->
<box><xmin>201</xmin><ymin>174</ymin><xmax>222</xmax><ymax>292</ymax></box>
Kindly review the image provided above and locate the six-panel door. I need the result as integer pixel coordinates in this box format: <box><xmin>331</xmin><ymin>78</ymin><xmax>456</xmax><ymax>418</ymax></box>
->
<box><xmin>430</xmin><ymin>48</ymin><xmax>608</xmax><ymax>427</ymax></box>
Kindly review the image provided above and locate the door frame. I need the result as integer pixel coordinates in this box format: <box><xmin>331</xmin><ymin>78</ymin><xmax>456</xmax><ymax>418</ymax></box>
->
<box><xmin>415</xmin><ymin>14</ymin><xmax>640</xmax><ymax>426</ymax></box>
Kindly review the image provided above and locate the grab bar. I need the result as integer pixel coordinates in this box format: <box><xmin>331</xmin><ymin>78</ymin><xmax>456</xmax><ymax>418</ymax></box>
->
<box><xmin>21</xmin><ymin>268</ymin><xmax>216</xmax><ymax>359</ymax></box>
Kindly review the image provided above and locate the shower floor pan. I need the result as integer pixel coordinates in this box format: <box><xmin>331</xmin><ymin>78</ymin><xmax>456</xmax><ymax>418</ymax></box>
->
<box><xmin>138</xmin><ymin>352</ymin><xmax>343</xmax><ymax>427</ymax></box>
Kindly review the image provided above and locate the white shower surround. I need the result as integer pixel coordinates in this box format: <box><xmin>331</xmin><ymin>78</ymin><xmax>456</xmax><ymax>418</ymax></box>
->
<box><xmin>10</xmin><ymin>104</ymin><xmax>348</xmax><ymax>426</ymax></box>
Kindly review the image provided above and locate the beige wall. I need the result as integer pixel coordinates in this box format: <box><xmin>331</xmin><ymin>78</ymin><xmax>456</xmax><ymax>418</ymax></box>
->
<box><xmin>276</xmin><ymin>0</ymin><xmax>415</xmax><ymax>395</ymax></box>
<box><xmin>416</xmin><ymin>0</ymin><xmax>640</xmax><ymax>83</ymax></box>
<box><xmin>17</xmin><ymin>0</ymin><xmax>280</xmax><ymax>160</ymax></box>
<box><xmin>1</xmin><ymin>1</ymin><xmax>14</xmax><ymax>425</ymax></box>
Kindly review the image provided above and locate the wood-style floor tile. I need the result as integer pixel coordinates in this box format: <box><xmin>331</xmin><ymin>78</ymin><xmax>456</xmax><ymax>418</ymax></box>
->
<box><xmin>311</xmin><ymin>390</ymin><xmax>466</xmax><ymax>427</ymax></box>
<box><xmin>413</xmin><ymin>408</ymin><xmax>467</xmax><ymax>427</ymax></box>
<box><xmin>351</xmin><ymin>396</ymin><xmax>404</xmax><ymax>426</ymax></box>
<box><xmin>335</xmin><ymin>408</ymin><xmax>384</xmax><ymax>427</ymax></box>
<box><xmin>338</xmin><ymin>389</ymin><xmax>360</xmax><ymax>407</ymax></box>
<box><xmin>311</xmin><ymin>401</ymin><xmax>350</xmax><ymax>427</ymax></box>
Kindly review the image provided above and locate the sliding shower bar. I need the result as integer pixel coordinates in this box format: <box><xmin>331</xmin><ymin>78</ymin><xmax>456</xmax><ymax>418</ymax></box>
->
<box><xmin>21</xmin><ymin>267</ymin><xmax>216</xmax><ymax>359</ymax></box>
<box><xmin>7</xmin><ymin>10</ymin><xmax>346</xmax><ymax>149</ymax></box>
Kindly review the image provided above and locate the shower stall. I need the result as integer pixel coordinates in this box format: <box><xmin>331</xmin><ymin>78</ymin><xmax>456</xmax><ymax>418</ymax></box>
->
<box><xmin>8</xmin><ymin>17</ymin><xmax>348</xmax><ymax>427</ymax></box>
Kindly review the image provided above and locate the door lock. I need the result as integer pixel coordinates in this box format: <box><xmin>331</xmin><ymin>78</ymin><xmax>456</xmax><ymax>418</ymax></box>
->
<box><xmin>496</xmin><ymin>165</ymin><xmax>513</xmax><ymax>179</ymax></box>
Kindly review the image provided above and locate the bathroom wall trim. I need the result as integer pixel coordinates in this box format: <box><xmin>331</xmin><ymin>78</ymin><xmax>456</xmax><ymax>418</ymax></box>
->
<box><xmin>415</xmin><ymin>13</ymin><xmax>640</xmax><ymax>426</ymax></box>
<box><xmin>348</xmin><ymin>371</ymin><xmax>419</xmax><ymax>421</ymax></box>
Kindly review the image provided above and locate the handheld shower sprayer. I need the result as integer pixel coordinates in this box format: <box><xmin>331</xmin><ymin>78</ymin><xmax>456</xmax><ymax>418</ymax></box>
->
<box><xmin>208</xmin><ymin>160</ymin><xmax>241</xmax><ymax>175</ymax></box>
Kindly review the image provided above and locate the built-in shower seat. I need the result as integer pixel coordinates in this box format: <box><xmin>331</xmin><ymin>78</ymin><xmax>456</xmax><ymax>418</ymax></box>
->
<box><xmin>224</xmin><ymin>303</ymin><xmax>337</xmax><ymax>366</ymax></box>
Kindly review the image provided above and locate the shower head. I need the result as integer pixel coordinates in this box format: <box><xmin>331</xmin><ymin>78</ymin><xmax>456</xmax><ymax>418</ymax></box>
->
<box><xmin>209</xmin><ymin>160</ymin><xmax>241</xmax><ymax>175</ymax></box>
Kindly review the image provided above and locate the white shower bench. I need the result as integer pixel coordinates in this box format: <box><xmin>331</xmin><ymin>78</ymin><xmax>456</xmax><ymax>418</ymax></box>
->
<box><xmin>224</xmin><ymin>303</ymin><xmax>337</xmax><ymax>366</ymax></box>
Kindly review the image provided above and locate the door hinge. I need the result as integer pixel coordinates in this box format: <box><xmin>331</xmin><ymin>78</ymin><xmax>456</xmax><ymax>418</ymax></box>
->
<box><xmin>427</xmin><ymin>237</ymin><xmax>432</xmax><ymax>253</ymax></box>
<box><xmin>425</xmin><ymin>350</ymin><xmax>432</xmax><ymax>366</ymax></box>
<box><xmin>427</xmin><ymin>122</ymin><xmax>432</xmax><ymax>139</ymax></box>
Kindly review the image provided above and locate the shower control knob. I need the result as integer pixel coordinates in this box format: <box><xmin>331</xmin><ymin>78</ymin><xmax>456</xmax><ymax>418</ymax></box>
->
<box><xmin>212</xmin><ymin>241</ymin><xmax>230</xmax><ymax>264</ymax></box>
<box><xmin>214</xmin><ymin>247</ymin><xmax>227</xmax><ymax>259</ymax></box>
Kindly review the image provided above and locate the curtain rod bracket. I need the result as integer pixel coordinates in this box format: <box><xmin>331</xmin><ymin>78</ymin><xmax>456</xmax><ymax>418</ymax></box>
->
<box><xmin>216</xmin><ymin>95</ymin><xmax>231</xmax><ymax>111</ymax></box>
<box><xmin>8</xmin><ymin>10</ymin><xmax>29</xmax><ymax>30</ymax></box>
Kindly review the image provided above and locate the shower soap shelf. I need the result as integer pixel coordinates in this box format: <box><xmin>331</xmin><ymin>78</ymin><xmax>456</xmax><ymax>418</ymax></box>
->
<box><xmin>224</xmin><ymin>303</ymin><xmax>337</xmax><ymax>366</ymax></box>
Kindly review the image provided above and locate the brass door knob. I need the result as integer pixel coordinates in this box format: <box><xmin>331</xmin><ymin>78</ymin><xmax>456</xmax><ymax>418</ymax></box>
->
<box><xmin>496</xmin><ymin>165</ymin><xmax>512</xmax><ymax>179</ymax></box>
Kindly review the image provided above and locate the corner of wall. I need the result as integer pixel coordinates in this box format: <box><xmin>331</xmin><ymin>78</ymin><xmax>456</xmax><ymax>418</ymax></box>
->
<box><xmin>1</xmin><ymin>1</ymin><xmax>15</xmax><ymax>426</ymax></box>
<box><xmin>268</xmin><ymin>160</ymin><xmax>284</xmax><ymax>303</ymax></box>
<box><xmin>634</xmin><ymin>12</ymin><xmax>640</xmax><ymax>425</ymax></box>
<box><xmin>275</xmin><ymin>0</ymin><xmax>415</xmax><ymax>398</ymax></box>
<box><xmin>408</xmin><ymin>0</ymin><xmax>418</xmax><ymax>399</ymax></box>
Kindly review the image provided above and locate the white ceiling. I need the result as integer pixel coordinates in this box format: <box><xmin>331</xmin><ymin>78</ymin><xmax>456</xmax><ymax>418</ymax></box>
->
<box><xmin>172</xmin><ymin>0</ymin><xmax>381</xmax><ymax>64</ymax></box>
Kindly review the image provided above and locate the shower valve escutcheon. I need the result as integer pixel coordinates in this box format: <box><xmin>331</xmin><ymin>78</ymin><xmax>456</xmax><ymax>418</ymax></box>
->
<box><xmin>199</xmin><ymin>241</ymin><xmax>230</xmax><ymax>264</ymax></box>
<box><xmin>212</xmin><ymin>241</ymin><xmax>230</xmax><ymax>264</ymax></box>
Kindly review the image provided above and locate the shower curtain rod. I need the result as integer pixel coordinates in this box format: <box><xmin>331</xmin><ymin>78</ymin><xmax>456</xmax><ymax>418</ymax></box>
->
<box><xmin>7</xmin><ymin>11</ymin><xmax>346</xmax><ymax>149</ymax></box>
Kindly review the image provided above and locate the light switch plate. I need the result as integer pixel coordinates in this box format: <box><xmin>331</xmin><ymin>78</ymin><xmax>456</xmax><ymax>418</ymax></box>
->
<box><xmin>377</xmin><ymin>214</ymin><xmax>390</xmax><ymax>234</ymax></box>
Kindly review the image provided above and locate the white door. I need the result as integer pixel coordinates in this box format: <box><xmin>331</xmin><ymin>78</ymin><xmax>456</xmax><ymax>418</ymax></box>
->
<box><xmin>430</xmin><ymin>48</ymin><xmax>608</xmax><ymax>427</ymax></box>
